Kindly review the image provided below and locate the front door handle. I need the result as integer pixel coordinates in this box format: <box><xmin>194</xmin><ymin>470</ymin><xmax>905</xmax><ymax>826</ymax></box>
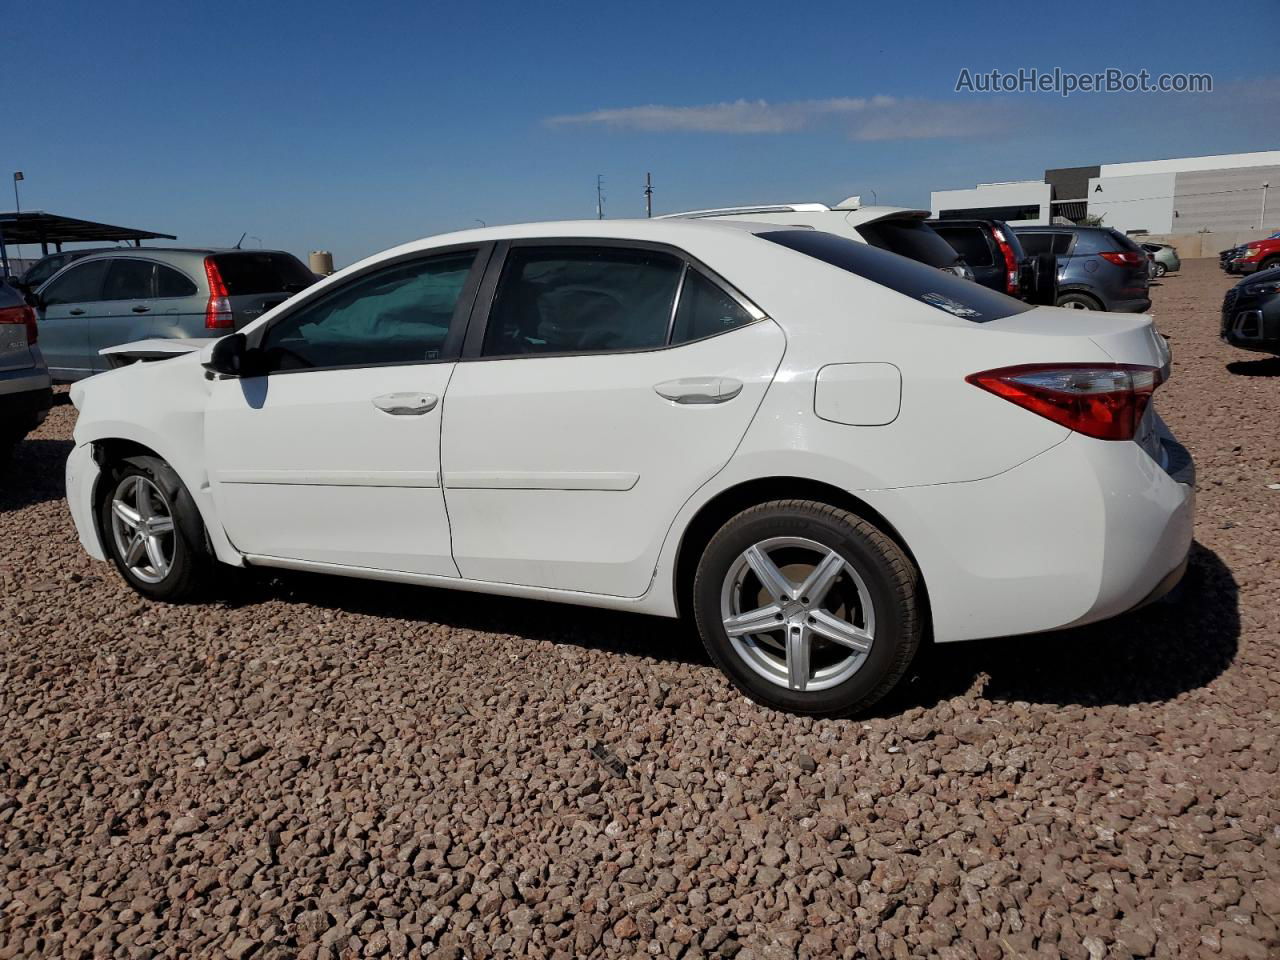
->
<box><xmin>131</xmin><ymin>305</ymin><xmax>150</xmax><ymax>314</ymax></box>
<box><xmin>654</xmin><ymin>377</ymin><xmax>743</xmax><ymax>404</ymax></box>
<box><xmin>372</xmin><ymin>392</ymin><xmax>439</xmax><ymax>416</ymax></box>
<box><xmin>69</xmin><ymin>308</ymin><xmax>86</xmax><ymax>316</ymax></box>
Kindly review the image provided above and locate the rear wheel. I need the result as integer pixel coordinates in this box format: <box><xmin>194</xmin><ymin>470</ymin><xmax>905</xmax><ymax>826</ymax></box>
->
<box><xmin>1056</xmin><ymin>291</ymin><xmax>1103</xmax><ymax>311</ymax></box>
<box><xmin>99</xmin><ymin>455</ymin><xmax>213</xmax><ymax>601</ymax></box>
<box><xmin>692</xmin><ymin>500</ymin><xmax>922</xmax><ymax>717</ymax></box>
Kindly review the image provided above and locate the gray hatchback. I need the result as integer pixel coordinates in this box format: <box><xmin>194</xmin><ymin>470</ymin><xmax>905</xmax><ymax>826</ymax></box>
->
<box><xmin>31</xmin><ymin>248</ymin><xmax>315</xmax><ymax>381</ymax></box>
<box><xmin>1013</xmin><ymin>226</ymin><xmax>1151</xmax><ymax>313</ymax></box>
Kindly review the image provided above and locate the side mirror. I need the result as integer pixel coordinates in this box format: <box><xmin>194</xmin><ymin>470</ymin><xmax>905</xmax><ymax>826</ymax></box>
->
<box><xmin>23</xmin><ymin>289</ymin><xmax>43</xmax><ymax>309</ymax></box>
<box><xmin>202</xmin><ymin>333</ymin><xmax>248</xmax><ymax>377</ymax></box>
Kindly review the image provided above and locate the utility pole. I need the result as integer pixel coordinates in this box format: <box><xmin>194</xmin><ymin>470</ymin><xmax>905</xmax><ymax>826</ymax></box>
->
<box><xmin>644</xmin><ymin>172</ymin><xmax>653</xmax><ymax>218</ymax></box>
<box><xmin>596</xmin><ymin>175</ymin><xmax>605</xmax><ymax>219</ymax></box>
<box><xmin>1261</xmin><ymin>182</ymin><xmax>1270</xmax><ymax>229</ymax></box>
<box><xmin>11</xmin><ymin>172</ymin><xmax>23</xmax><ymax>263</ymax></box>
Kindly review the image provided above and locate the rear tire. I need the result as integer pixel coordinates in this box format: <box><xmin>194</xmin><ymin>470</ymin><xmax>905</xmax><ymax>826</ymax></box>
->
<box><xmin>692</xmin><ymin>500</ymin><xmax>922</xmax><ymax>717</ymax></box>
<box><xmin>1056</xmin><ymin>291</ymin><xmax>1103</xmax><ymax>311</ymax></box>
<box><xmin>98</xmin><ymin>455</ymin><xmax>213</xmax><ymax>602</ymax></box>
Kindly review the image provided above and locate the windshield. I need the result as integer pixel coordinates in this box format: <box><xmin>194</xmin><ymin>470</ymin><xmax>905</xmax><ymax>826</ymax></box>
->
<box><xmin>760</xmin><ymin>229</ymin><xmax>1032</xmax><ymax>323</ymax></box>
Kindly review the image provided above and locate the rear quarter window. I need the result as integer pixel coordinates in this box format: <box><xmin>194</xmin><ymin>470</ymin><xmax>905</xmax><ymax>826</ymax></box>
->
<box><xmin>760</xmin><ymin>229</ymin><xmax>1031</xmax><ymax>323</ymax></box>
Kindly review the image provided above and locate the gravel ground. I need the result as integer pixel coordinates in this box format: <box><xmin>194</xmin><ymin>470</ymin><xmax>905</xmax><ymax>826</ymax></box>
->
<box><xmin>1</xmin><ymin>258</ymin><xmax>1277</xmax><ymax>960</ymax></box>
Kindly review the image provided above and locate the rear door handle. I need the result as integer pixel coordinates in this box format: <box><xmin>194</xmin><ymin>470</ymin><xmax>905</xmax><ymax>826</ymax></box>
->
<box><xmin>372</xmin><ymin>392</ymin><xmax>439</xmax><ymax>415</ymax></box>
<box><xmin>131</xmin><ymin>305</ymin><xmax>150</xmax><ymax>314</ymax></box>
<box><xmin>69</xmin><ymin>308</ymin><xmax>85</xmax><ymax>316</ymax></box>
<box><xmin>653</xmin><ymin>377</ymin><xmax>743</xmax><ymax>404</ymax></box>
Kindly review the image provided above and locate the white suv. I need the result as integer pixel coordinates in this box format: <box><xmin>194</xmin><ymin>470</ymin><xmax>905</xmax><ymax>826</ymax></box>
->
<box><xmin>662</xmin><ymin>197</ymin><xmax>974</xmax><ymax>279</ymax></box>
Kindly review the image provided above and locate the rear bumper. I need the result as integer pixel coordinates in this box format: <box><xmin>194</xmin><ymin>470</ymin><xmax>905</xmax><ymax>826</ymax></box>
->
<box><xmin>1112</xmin><ymin>296</ymin><xmax>1152</xmax><ymax>313</ymax></box>
<box><xmin>870</xmin><ymin>421</ymin><xmax>1195</xmax><ymax>643</ymax></box>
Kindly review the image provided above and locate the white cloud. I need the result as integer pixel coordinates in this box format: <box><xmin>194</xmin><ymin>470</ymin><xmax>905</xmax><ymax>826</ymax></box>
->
<box><xmin>546</xmin><ymin>95</ymin><xmax>1013</xmax><ymax>140</ymax></box>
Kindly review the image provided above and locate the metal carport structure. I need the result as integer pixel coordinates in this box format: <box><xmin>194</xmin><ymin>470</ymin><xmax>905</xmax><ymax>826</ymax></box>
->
<box><xmin>0</xmin><ymin>210</ymin><xmax>176</xmax><ymax>276</ymax></box>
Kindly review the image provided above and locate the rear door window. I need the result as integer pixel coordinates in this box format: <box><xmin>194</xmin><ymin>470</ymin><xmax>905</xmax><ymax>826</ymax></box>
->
<box><xmin>931</xmin><ymin>225</ymin><xmax>994</xmax><ymax>267</ymax></box>
<box><xmin>482</xmin><ymin>246</ymin><xmax>683</xmax><ymax>356</ymax></box>
<box><xmin>761</xmin><ymin>229</ymin><xmax>1031</xmax><ymax>323</ymax></box>
<box><xmin>102</xmin><ymin>259</ymin><xmax>155</xmax><ymax>300</ymax></box>
<box><xmin>211</xmin><ymin>253</ymin><xmax>316</xmax><ymax>296</ymax></box>
<box><xmin>40</xmin><ymin>259</ymin><xmax>110</xmax><ymax>305</ymax></box>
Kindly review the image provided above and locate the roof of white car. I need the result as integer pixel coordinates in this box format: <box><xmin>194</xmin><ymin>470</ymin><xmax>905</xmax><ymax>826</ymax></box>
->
<box><xmin>659</xmin><ymin>200</ymin><xmax>931</xmax><ymax>227</ymax></box>
<box><xmin>347</xmin><ymin>217</ymin><xmax>799</xmax><ymax>274</ymax></box>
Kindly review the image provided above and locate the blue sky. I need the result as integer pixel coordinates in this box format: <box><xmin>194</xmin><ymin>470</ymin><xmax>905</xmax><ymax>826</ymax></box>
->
<box><xmin>10</xmin><ymin>0</ymin><xmax>1277</xmax><ymax>265</ymax></box>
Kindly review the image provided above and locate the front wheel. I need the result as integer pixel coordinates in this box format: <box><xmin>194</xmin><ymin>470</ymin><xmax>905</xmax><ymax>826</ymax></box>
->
<box><xmin>1154</xmin><ymin>263</ymin><xmax>1167</xmax><ymax>278</ymax></box>
<box><xmin>692</xmin><ymin>500</ymin><xmax>923</xmax><ymax>717</ymax></box>
<box><xmin>99</xmin><ymin>455</ymin><xmax>213</xmax><ymax>601</ymax></box>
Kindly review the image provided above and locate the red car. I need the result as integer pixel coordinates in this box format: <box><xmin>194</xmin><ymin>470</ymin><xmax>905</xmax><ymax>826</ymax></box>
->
<box><xmin>1231</xmin><ymin>234</ymin><xmax>1280</xmax><ymax>275</ymax></box>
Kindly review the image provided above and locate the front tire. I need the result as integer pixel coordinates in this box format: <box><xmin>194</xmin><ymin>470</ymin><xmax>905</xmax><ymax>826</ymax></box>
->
<box><xmin>1154</xmin><ymin>263</ymin><xmax>1167</xmax><ymax>278</ymax></box>
<box><xmin>692</xmin><ymin>500</ymin><xmax>922</xmax><ymax>717</ymax></box>
<box><xmin>99</xmin><ymin>455</ymin><xmax>212</xmax><ymax>601</ymax></box>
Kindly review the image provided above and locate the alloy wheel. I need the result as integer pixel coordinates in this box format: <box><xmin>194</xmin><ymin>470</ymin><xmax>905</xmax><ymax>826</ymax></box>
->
<box><xmin>110</xmin><ymin>475</ymin><xmax>177</xmax><ymax>584</ymax></box>
<box><xmin>719</xmin><ymin>536</ymin><xmax>875</xmax><ymax>692</ymax></box>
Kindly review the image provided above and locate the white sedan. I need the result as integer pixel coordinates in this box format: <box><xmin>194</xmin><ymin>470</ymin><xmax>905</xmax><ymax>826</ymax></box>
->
<box><xmin>65</xmin><ymin>219</ymin><xmax>1194</xmax><ymax>716</ymax></box>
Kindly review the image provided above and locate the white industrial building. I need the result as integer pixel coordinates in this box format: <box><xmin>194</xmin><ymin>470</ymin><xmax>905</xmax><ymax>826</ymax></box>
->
<box><xmin>931</xmin><ymin>150</ymin><xmax>1279</xmax><ymax>235</ymax></box>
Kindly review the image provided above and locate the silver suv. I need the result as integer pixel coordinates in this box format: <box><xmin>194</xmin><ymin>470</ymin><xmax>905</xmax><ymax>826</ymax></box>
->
<box><xmin>32</xmin><ymin>248</ymin><xmax>316</xmax><ymax>381</ymax></box>
<box><xmin>0</xmin><ymin>280</ymin><xmax>52</xmax><ymax>460</ymax></box>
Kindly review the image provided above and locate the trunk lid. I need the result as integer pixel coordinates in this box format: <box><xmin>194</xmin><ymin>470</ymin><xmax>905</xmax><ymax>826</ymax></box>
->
<box><xmin>990</xmin><ymin>306</ymin><xmax>1169</xmax><ymax>368</ymax></box>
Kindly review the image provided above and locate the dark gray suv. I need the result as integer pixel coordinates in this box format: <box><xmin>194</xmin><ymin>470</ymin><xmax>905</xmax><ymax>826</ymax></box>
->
<box><xmin>1013</xmin><ymin>226</ymin><xmax>1151</xmax><ymax>312</ymax></box>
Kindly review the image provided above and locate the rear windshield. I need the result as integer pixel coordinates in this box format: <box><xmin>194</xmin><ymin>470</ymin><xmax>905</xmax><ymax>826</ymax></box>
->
<box><xmin>931</xmin><ymin>224</ymin><xmax>994</xmax><ymax>267</ymax></box>
<box><xmin>760</xmin><ymin>229</ymin><xmax>1032</xmax><ymax>323</ymax></box>
<box><xmin>855</xmin><ymin>219</ymin><xmax>962</xmax><ymax>270</ymax></box>
<box><xmin>211</xmin><ymin>252</ymin><xmax>316</xmax><ymax>296</ymax></box>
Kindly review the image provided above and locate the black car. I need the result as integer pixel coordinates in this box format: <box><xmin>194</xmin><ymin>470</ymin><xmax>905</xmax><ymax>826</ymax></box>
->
<box><xmin>1012</xmin><ymin>225</ymin><xmax>1151</xmax><ymax>312</ymax></box>
<box><xmin>1221</xmin><ymin>268</ymin><xmax>1280</xmax><ymax>356</ymax></box>
<box><xmin>926</xmin><ymin>218</ymin><xmax>1056</xmax><ymax>304</ymax></box>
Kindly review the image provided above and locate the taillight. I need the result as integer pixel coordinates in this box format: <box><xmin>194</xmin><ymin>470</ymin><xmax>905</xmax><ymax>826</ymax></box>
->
<box><xmin>0</xmin><ymin>303</ymin><xmax>38</xmax><ymax>345</ymax></box>
<box><xmin>991</xmin><ymin>226</ymin><xmax>1019</xmax><ymax>296</ymax></box>
<box><xmin>203</xmin><ymin>257</ymin><xmax>233</xmax><ymax>329</ymax></box>
<box><xmin>1098</xmin><ymin>250</ymin><xmax>1145</xmax><ymax>267</ymax></box>
<box><xmin>966</xmin><ymin>363</ymin><xmax>1165</xmax><ymax>441</ymax></box>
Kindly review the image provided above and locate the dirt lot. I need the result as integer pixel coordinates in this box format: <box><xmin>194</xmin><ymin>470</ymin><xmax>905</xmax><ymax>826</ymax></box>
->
<box><xmin>1</xmin><ymin>258</ymin><xmax>1277</xmax><ymax>960</ymax></box>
